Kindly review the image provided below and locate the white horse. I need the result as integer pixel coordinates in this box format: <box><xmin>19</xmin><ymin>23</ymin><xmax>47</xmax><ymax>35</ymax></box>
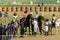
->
<box><xmin>55</xmin><ymin>18</ymin><xmax>60</xmax><ymax>32</ymax></box>
<box><xmin>48</xmin><ymin>18</ymin><xmax>60</xmax><ymax>34</ymax></box>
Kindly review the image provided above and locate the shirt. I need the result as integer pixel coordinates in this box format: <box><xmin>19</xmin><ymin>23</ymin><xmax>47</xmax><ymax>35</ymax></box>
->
<box><xmin>7</xmin><ymin>25</ymin><xmax>14</xmax><ymax>33</ymax></box>
<box><xmin>12</xmin><ymin>15</ymin><xmax>17</xmax><ymax>22</ymax></box>
<box><xmin>45</xmin><ymin>22</ymin><xmax>49</xmax><ymax>26</ymax></box>
<box><xmin>34</xmin><ymin>14</ymin><xmax>39</xmax><ymax>18</ymax></box>
<box><xmin>52</xmin><ymin>17</ymin><xmax>56</xmax><ymax>23</ymax></box>
<box><xmin>0</xmin><ymin>12</ymin><xmax>2</xmax><ymax>17</ymax></box>
<box><xmin>3</xmin><ymin>28</ymin><xmax>6</xmax><ymax>34</ymax></box>
<box><xmin>33</xmin><ymin>20</ymin><xmax>38</xmax><ymax>28</ymax></box>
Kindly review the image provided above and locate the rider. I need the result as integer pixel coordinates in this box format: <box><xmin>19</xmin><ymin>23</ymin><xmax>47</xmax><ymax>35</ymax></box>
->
<box><xmin>23</xmin><ymin>10</ymin><xmax>28</xmax><ymax>19</ymax></box>
<box><xmin>51</xmin><ymin>14</ymin><xmax>56</xmax><ymax>27</ymax></box>
<box><xmin>12</xmin><ymin>13</ymin><xmax>17</xmax><ymax>23</ymax></box>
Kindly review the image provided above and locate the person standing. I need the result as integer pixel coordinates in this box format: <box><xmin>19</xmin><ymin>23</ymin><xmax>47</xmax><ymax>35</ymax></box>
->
<box><xmin>4</xmin><ymin>12</ymin><xmax>8</xmax><ymax>23</ymax></box>
<box><xmin>20</xmin><ymin>18</ymin><xmax>24</xmax><ymax>37</ymax></box>
<box><xmin>3</xmin><ymin>25</ymin><xmax>7</xmax><ymax>40</ymax></box>
<box><xmin>7</xmin><ymin>23</ymin><xmax>15</xmax><ymax>40</ymax></box>
<box><xmin>32</xmin><ymin>19</ymin><xmax>38</xmax><ymax>35</ymax></box>
<box><xmin>0</xmin><ymin>23</ymin><xmax>3</xmax><ymax>40</ymax></box>
<box><xmin>44</xmin><ymin>19</ymin><xmax>49</xmax><ymax>36</ymax></box>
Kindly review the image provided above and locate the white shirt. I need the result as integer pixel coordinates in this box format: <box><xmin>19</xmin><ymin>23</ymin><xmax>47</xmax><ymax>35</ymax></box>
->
<box><xmin>45</xmin><ymin>22</ymin><xmax>49</xmax><ymax>32</ymax></box>
<box><xmin>53</xmin><ymin>17</ymin><xmax>55</xmax><ymax>20</ymax></box>
<box><xmin>33</xmin><ymin>20</ymin><xmax>38</xmax><ymax>32</ymax></box>
<box><xmin>34</xmin><ymin>14</ymin><xmax>39</xmax><ymax>18</ymax></box>
<box><xmin>30</xmin><ymin>12</ymin><xmax>33</xmax><ymax>14</ymax></box>
<box><xmin>52</xmin><ymin>17</ymin><xmax>56</xmax><ymax>23</ymax></box>
<box><xmin>12</xmin><ymin>15</ymin><xmax>17</xmax><ymax>22</ymax></box>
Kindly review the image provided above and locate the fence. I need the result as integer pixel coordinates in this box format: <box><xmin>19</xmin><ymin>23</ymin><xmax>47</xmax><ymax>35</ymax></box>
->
<box><xmin>0</xmin><ymin>6</ymin><xmax>60</xmax><ymax>13</ymax></box>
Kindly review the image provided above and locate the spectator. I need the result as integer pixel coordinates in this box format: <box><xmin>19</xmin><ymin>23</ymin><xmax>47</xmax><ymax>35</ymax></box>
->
<box><xmin>4</xmin><ymin>11</ymin><xmax>8</xmax><ymax>18</ymax></box>
<box><xmin>0</xmin><ymin>23</ymin><xmax>3</xmax><ymax>40</ymax></box>
<box><xmin>3</xmin><ymin>25</ymin><xmax>7</xmax><ymax>40</ymax></box>
<box><xmin>7</xmin><ymin>23</ymin><xmax>15</xmax><ymax>40</ymax></box>
<box><xmin>0</xmin><ymin>11</ymin><xmax>2</xmax><ymax>21</ymax></box>
<box><xmin>4</xmin><ymin>11</ymin><xmax>8</xmax><ymax>23</ymax></box>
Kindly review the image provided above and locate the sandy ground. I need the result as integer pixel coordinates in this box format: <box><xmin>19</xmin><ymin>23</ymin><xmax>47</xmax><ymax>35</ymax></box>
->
<box><xmin>14</xmin><ymin>28</ymin><xmax>60</xmax><ymax>40</ymax></box>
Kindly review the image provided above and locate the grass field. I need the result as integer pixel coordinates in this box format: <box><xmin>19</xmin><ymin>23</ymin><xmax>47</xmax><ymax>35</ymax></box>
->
<box><xmin>1</xmin><ymin>12</ymin><xmax>60</xmax><ymax>40</ymax></box>
<box><xmin>0</xmin><ymin>0</ymin><xmax>60</xmax><ymax>4</ymax></box>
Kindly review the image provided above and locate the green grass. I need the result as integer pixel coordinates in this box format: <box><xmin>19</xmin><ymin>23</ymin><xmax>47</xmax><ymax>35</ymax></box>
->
<box><xmin>1</xmin><ymin>13</ymin><xmax>60</xmax><ymax>25</ymax></box>
<box><xmin>0</xmin><ymin>0</ymin><xmax>60</xmax><ymax>4</ymax></box>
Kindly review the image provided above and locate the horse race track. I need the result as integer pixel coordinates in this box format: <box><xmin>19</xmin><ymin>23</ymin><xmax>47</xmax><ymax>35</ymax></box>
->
<box><xmin>14</xmin><ymin>12</ymin><xmax>60</xmax><ymax>40</ymax></box>
<box><xmin>1</xmin><ymin>9</ymin><xmax>60</xmax><ymax>40</ymax></box>
<box><xmin>14</xmin><ymin>31</ymin><xmax>60</xmax><ymax>40</ymax></box>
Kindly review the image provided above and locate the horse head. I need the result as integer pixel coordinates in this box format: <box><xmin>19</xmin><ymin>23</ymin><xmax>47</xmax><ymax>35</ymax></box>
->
<box><xmin>26</xmin><ymin>14</ymin><xmax>33</xmax><ymax>20</ymax></box>
<box><xmin>38</xmin><ymin>15</ymin><xmax>45</xmax><ymax>21</ymax></box>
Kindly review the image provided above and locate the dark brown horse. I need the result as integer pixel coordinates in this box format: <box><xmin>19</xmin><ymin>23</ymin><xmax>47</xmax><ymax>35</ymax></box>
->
<box><xmin>37</xmin><ymin>15</ymin><xmax>45</xmax><ymax>35</ymax></box>
<box><xmin>20</xmin><ymin>14</ymin><xmax>33</xmax><ymax>35</ymax></box>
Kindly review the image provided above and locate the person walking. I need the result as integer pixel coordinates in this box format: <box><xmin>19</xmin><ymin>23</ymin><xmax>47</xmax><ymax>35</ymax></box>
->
<box><xmin>32</xmin><ymin>19</ymin><xmax>38</xmax><ymax>35</ymax></box>
<box><xmin>20</xmin><ymin>18</ymin><xmax>24</xmax><ymax>37</ymax></box>
<box><xmin>44</xmin><ymin>19</ymin><xmax>49</xmax><ymax>36</ymax></box>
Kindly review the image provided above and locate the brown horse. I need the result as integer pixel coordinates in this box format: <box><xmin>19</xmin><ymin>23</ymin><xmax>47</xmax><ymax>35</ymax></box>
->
<box><xmin>20</xmin><ymin>14</ymin><xmax>33</xmax><ymax>35</ymax></box>
<box><xmin>37</xmin><ymin>15</ymin><xmax>45</xmax><ymax>35</ymax></box>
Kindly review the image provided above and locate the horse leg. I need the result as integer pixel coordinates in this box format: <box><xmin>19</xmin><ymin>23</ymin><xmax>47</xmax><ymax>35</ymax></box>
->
<box><xmin>31</xmin><ymin>24</ymin><xmax>34</xmax><ymax>35</ymax></box>
<box><xmin>25</xmin><ymin>27</ymin><xmax>27</xmax><ymax>32</ymax></box>
<box><xmin>50</xmin><ymin>26</ymin><xmax>52</xmax><ymax>35</ymax></box>
<box><xmin>56</xmin><ymin>26</ymin><xmax>58</xmax><ymax>33</ymax></box>
<box><xmin>29</xmin><ymin>26</ymin><xmax>31</xmax><ymax>35</ymax></box>
<box><xmin>39</xmin><ymin>26</ymin><xmax>42</xmax><ymax>35</ymax></box>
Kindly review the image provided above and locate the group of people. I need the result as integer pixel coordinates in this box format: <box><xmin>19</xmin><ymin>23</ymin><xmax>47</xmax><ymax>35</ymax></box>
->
<box><xmin>20</xmin><ymin>10</ymin><xmax>56</xmax><ymax>36</ymax></box>
<box><xmin>0</xmin><ymin>10</ymin><xmax>57</xmax><ymax>40</ymax></box>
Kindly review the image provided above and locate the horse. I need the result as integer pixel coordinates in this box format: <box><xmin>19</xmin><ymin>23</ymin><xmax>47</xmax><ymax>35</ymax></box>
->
<box><xmin>14</xmin><ymin>21</ymin><xmax>19</xmax><ymax>35</ymax></box>
<box><xmin>48</xmin><ymin>18</ymin><xmax>60</xmax><ymax>34</ymax></box>
<box><xmin>37</xmin><ymin>15</ymin><xmax>45</xmax><ymax>35</ymax></box>
<box><xmin>55</xmin><ymin>18</ymin><xmax>60</xmax><ymax>32</ymax></box>
<box><xmin>20</xmin><ymin>14</ymin><xmax>33</xmax><ymax>35</ymax></box>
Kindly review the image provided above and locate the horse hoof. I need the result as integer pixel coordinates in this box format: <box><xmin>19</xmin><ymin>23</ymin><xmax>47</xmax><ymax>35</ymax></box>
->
<box><xmin>19</xmin><ymin>36</ymin><xmax>24</xmax><ymax>38</ymax></box>
<box><xmin>29</xmin><ymin>34</ymin><xmax>31</xmax><ymax>35</ymax></box>
<box><xmin>40</xmin><ymin>33</ymin><xmax>42</xmax><ymax>35</ymax></box>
